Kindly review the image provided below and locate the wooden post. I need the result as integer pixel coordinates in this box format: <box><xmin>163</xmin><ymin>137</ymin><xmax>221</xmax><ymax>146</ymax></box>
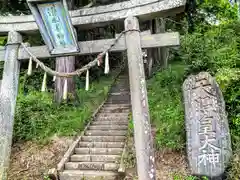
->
<box><xmin>124</xmin><ymin>16</ymin><xmax>156</xmax><ymax>180</ymax></box>
<box><xmin>0</xmin><ymin>31</ymin><xmax>22</xmax><ymax>180</ymax></box>
<box><xmin>147</xmin><ymin>50</ymin><xmax>153</xmax><ymax>78</ymax></box>
<box><xmin>155</xmin><ymin>18</ymin><xmax>169</xmax><ymax>68</ymax></box>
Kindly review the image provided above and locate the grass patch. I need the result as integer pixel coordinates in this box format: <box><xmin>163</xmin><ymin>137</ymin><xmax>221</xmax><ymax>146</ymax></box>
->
<box><xmin>147</xmin><ymin>62</ymin><xmax>186</xmax><ymax>150</ymax></box>
<box><xmin>13</xmin><ymin>73</ymin><xmax>117</xmax><ymax>144</ymax></box>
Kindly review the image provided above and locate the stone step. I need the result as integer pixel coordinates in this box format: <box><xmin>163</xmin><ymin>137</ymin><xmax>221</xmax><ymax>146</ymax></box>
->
<box><xmin>105</xmin><ymin>100</ymin><xmax>130</xmax><ymax>104</ymax></box>
<box><xmin>75</xmin><ymin>148</ymin><xmax>123</xmax><ymax>155</ymax></box>
<box><xmin>65</xmin><ymin>162</ymin><xmax>119</xmax><ymax>171</ymax></box>
<box><xmin>112</xmin><ymin>87</ymin><xmax>129</xmax><ymax>89</ymax></box>
<box><xmin>96</xmin><ymin>113</ymin><xmax>129</xmax><ymax>119</ymax></box>
<box><xmin>59</xmin><ymin>170</ymin><xmax>118</xmax><ymax>180</ymax></box>
<box><xmin>70</xmin><ymin>154</ymin><xmax>121</xmax><ymax>162</ymax></box>
<box><xmin>100</xmin><ymin>107</ymin><xmax>130</xmax><ymax>113</ymax></box>
<box><xmin>104</xmin><ymin>101</ymin><xmax>130</xmax><ymax>104</ymax></box>
<box><xmin>88</xmin><ymin>125</ymin><xmax>128</xmax><ymax>130</ymax></box>
<box><xmin>92</xmin><ymin>120</ymin><xmax>129</xmax><ymax>125</ymax></box>
<box><xmin>79</xmin><ymin>142</ymin><xmax>124</xmax><ymax>148</ymax></box>
<box><xmin>113</xmin><ymin>78</ymin><xmax>128</xmax><ymax>80</ymax></box>
<box><xmin>81</xmin><ymin>136</ymin><xmax>125</xmax><ymax>142</ymax></box>
<box><xmin>101</xmin><ymin>105</ymin><xmax>130</xmax><ymax>109</ymax></box>
<box><xmin>103</xmin><ymin>104</ymin><xmax>130</xmax><ymax>108</ymax></box>
<box><xmin>109</xmin><ymin>92</ymin><xmax>129</xmax><ymax>95</ymax></box>
<box><xmin>111</xmin><ymin>86</ymin><xmax>129</xmax><ymax>89</ymax></box>
<box><xmin>94</xmin><ymin>117</ymin><xmax>129</xmax><ymax>122</ymax></box>
<box><xmin>85</xmin><ymin>130</ymin><xmax>127</xmax><ymax>136</ymax></box>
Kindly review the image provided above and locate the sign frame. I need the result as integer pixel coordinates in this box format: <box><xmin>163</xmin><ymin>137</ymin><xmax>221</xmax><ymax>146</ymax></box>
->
<box><xmin>27</xmin><ymin>0</ymin><xmax>79</xmax><ymax>55</ymax></box>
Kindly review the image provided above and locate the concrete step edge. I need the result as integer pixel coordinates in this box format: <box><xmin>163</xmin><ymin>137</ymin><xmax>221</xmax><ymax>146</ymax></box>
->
<box><xmin>78</xmin><ymin>142</ymin><xmax>125</xmax><ymax>148</ymax></box>
<box><xmin>59</xmin><ymin>170</ymin><xmax>118</xmax><ymax>180</ymax></box>
<box><xmin>70</xmin><ymin>154</ymin><xmax>121</xmax><ymax>162</ymax></box>
<box><xmin>74</xmin><ymin>147</ymin><xmax>123</xmax><ymax>155</ymax></box>
<box><xmin>64</xmin><ymin>162</ymin><xmax>119</xmax><ymax>171</ymax></box>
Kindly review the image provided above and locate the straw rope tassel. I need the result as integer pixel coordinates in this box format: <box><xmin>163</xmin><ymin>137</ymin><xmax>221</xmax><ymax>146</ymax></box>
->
<box><xmin>104</xmin><ymin>51</ymin><xmax>109</xmax><ymax>74</ymax></box>
<box><xmin>53</xmin><ymin>76</ymin><xmax>56</xmax><ymax>82</ymax></box>
<box><xmin>85</xmin><ymin>70</ymin><xmax>89</xmax><ymax>91</ymax></box>
<box><xmin>97</xmin><ymin>58</ymin><xmax>101</xmax><ymax>66</ymax></box>
<box><xmin>27</xmin><ymin>57</ymin><xmax>33</xmax><ymax>76</ymax></box>
<box><xmin>63</xmin><ymin>79</ymin><xmax>68</xmax><ymax>100</ymax></box>
<box><xmin>41</xmin><ymin>72</ymin><xmax>47</xmax><ymax>92</ymax></box>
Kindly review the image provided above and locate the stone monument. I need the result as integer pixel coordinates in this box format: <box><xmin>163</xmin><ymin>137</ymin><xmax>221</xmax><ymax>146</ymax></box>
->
<box><xmin>183</xmin><ymin>72</ymin><xmax>232</xmax><ymax>179</ymax></box>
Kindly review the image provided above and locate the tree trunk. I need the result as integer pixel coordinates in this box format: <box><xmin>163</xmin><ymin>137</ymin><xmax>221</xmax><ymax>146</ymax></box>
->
<box><xmin>54</xmin><ymin>0</ymin><xmax>77</xmax><ymax>104</ymax></box>
<box><xmin>54</xmin><ymin>56</ymin><xmax>77</xmax><ymax>104</ymax></box>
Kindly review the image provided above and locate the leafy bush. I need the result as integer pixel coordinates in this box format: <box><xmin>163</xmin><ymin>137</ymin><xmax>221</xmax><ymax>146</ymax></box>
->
<box><xmin>216</xmin><ymin>68</ymin><xmax>240</xmax><ymax>148</ymax></box>
<box><xmin>13</xmin><ymin>74</ymin><xmax>115</xmax><ymax>143</ymax></box>
<box><xmin>181</xmin><ymin>23</ymin><xmax>239</xmax><ymax>76</ymax></box>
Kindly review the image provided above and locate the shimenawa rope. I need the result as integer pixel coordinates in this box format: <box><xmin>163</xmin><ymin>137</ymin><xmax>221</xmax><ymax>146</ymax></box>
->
<box><xmin>21</xmin><ymin>29</ymin><xmax>140</xmax><ymax>78</ymax></box>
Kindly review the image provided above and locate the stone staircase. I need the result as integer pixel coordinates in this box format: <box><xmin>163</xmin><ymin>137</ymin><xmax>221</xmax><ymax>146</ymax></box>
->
<box><xmin>57</xmin><ymin>74</ymin><xmax>131</xmax><ymax>180</ymax></box>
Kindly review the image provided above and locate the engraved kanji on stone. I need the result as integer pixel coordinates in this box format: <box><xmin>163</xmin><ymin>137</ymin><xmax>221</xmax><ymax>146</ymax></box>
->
<box><xmin>199</xmin><ymin>134</ymin><xmax>220</xmax><ymax>152</ymax></box>
<box><xmin>198</xmin><ymin>117</ymin><xmax>216</xmax><ymax>139</ymax></box>
<box><xmin>198</xmin><ymin>149</ymin><xmax>220</xmax><ymax>167</ymax></box>
<box><xmin>193</xmin><ymin>76</ymin><xmax>215</xmax><ymax>102</ymax></box>
<box><xmin>197</xmin><ymin>94</ymin><xmax>217</xmax><ymax>125</ymax></box>
<box><xmin>199</xmin><ymin>118</ymin><xmax>213</xmax><ymax>132</ymax></box>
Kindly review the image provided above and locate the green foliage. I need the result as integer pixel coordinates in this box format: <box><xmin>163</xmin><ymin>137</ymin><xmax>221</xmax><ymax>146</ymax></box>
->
<box><xmin>13</xmin><ymin>74</ymin><xmax>115</xmax><ymax>143</ymax></box>
<box><xmin>199</xmin><ymin>0</ymin><xmax>238</xmax><ymax>23</ymax></box>
<box><xmin>0</xmin><ymin>36</ymin><xmax>7</xmax><ymax>45</ymax></box>
<box><xmin>0</xmin><ymin>62</ymin><xmax>3</xmax><ymax>79</ymax></box>
<box><xmin>147</xmin><ymin>63</ymin><xmax>186</xmax><ymax>150</ymax></box>
<box><xmin>216</xmin><ymin>68</ymin><xmax>240</xmax><ymax>149</ymax></box>
<box><xmin>172</xmin><ymin>173</ymin><xmax>197</xmax><ymax>180</ymax></box>
<box><xmin>181</xmin><ymin>22</ymin><xmax>239</xmax><ymax>76</ymax></box>
<box><xmin>0</xmin><ymin>36</ymin><xmax>6</xmax><ymax>77</ymax></box>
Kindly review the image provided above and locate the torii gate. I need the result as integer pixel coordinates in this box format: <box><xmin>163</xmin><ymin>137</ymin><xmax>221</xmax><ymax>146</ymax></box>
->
<box><xmin>0</xmin><ymin>0</ymin><xmax>186</xmax><ymax>180</ymax></box>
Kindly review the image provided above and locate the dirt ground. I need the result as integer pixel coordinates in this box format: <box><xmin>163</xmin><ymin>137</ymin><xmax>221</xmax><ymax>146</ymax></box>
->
<box><xmin>7</xmin><ymin>135</ymin><xmax>73</xmax><ymax>180</ymax></box>
<box><xmin>124</xmin><ymin>127</ymin><xmax>190</xmax><ymax>180</ymax></box>
<box><xmin>125</xmin><ymin>150</ymin><xmax>190</xmax><ymax>180</ymax></box>
<box><xmin>155</xmin><ymin>150</ymin><xmax>190</xmax><ymax>180</ymax></box>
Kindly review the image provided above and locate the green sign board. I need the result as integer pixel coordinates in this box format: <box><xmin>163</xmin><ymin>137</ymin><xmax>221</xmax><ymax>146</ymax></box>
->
<box><xmin>27</xmin><ymin>0</ymin><xmax>79</xmax><ymax>55</ymax></box>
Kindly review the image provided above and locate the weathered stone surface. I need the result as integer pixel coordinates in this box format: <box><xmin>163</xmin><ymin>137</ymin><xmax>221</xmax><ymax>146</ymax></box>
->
<box><xmin>0</xmin><ymin>0</ymin><xmax>186</xmax><ymax>34</ymax></box>
<box><xmin>0</xmin><ymin>31</ymin><xmax>22</xmax><ymax>180</ymax></box>
<box><xmin>0</xmin><ymin>32</ymin><xmax>180</xmax><ymax>61</ymax></box>
<box><xmin>183</xmin><ymin>72</ymin><xmax>232</xmax><ymax>178</ymax></box>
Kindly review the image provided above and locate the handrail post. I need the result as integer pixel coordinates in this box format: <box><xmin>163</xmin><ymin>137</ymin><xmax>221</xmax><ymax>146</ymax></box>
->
<box><xmin>0</xmin><ymin>31</ymin><xmax>22</xmax><ymax>180</ymax></box>
<box><xmin>124</xmin><ymin>16</ymin><xmax>156</xmax><ymax>180</ymax></box>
